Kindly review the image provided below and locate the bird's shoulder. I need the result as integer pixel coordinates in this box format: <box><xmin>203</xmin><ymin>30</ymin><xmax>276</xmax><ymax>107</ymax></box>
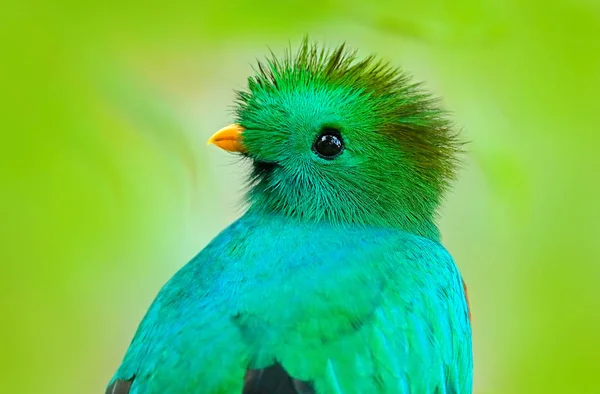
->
<box><xmin>268</xmin><ymin>230</ymin><xmax>472</xmax><ymax>393</ymax></box>
<box><xmin>371</xmin><ymin>237</ymin><xmax>473</xmax><ymax>393</ymax></box>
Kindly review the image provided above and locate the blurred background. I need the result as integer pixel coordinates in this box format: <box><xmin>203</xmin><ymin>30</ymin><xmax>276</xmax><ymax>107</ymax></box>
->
<box><xmin>1</xmin><ymin>0</ymin><xmax>599</xmax><ymax>393</ymax></box>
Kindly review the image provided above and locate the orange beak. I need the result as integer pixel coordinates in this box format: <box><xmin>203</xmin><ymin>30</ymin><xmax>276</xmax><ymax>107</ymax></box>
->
<box><xmin>207</xmin><ymin>124</ymin><xmax>247</xmax><ymax>153</ymax></box>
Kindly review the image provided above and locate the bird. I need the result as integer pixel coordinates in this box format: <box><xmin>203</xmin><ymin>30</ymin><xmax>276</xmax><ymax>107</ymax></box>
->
<box><xmin>106</xmin><ymin>40</ymin><xmax>473</xmax><ymax>394</ymax></box>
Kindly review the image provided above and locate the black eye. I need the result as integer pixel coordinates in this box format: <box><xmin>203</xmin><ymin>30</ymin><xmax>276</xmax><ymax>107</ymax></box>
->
<box><xmin>312</xmin><ymin>128</ymin><xmax>344</xmax><ymax>159</ymax></box>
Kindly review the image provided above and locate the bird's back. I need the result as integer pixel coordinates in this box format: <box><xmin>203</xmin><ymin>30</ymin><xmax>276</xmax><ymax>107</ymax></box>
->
<box><xmin>108</xmin><ymin>212</ymin><xmax>472</xmax><ymax>393</ymax></box>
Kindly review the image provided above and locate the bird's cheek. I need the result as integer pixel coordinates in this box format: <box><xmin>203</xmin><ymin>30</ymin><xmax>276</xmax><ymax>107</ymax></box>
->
<box><xmin>242</xmin><ymin>136</ymin><xmax>288</xmax><ymax>163</ymax></box>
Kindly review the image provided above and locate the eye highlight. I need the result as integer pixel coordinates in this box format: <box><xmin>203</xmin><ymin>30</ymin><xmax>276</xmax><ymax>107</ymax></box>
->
<box><xmin>312</xmin><ymin>127</ymin><xmax>344</xmax><ymax>159</ymax></box>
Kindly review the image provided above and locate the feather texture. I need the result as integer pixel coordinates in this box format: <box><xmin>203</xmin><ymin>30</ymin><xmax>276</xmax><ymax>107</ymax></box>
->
<box><xmin>107</xmin><ymin>214</ymin><xmax>472</xmax><ymax>393</ymax></box>
<box><xmin>106</xmin><ymin>40</ymin><xmax>472</xmax><ymax>393</ymax></box>
<box><xmin>236</xmin><ymin>39</ymin><xmax>463</xmax><ymax>240</ymax></box>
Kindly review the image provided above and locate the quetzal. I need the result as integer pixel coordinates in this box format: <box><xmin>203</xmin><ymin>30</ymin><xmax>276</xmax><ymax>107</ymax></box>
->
<box><xmin>106</xmin><ymin>41</ymin><xmax>473</xmax><ymax>394</ymax></box>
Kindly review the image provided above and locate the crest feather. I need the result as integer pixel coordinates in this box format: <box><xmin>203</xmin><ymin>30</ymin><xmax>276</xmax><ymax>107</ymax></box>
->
<box><xmin>237</xmin><ymin>39</ymin><xmax>462</xmax><ymax>194</ymax></box>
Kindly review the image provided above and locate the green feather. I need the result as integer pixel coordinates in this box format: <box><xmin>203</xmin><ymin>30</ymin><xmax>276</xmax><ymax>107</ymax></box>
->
<box><xmin>107</xmin><ymin>40</ymin><xmax>472</xmax><ymax>394</ymax></box>
<box><xmin>236</xmin><ymin>39</ymin><xmax>463</xmax><ymax>240</ymax></box>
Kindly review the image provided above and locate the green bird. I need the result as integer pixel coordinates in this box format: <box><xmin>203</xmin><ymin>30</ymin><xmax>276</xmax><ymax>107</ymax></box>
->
<box><xmin>106</xmin><ymin>41</ymin><xmax>472</xmax><ymax>394</ymax></box>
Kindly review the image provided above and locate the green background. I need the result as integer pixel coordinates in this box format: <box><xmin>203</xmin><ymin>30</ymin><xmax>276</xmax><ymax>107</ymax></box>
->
<box><xmin>2</xmin><ymin>1</ymin><xmax>599</xmax><ymax>393</ymax></box>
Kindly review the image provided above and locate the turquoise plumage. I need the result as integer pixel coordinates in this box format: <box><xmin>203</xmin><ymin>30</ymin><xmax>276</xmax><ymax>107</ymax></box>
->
<box><xmin>107</xmin><ymin>40</ymin><xmax>472</xmax><ymax>394</ymax></box>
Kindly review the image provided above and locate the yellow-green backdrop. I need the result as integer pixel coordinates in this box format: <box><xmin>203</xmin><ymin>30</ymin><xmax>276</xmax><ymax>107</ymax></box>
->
<box><xmin>2</xmin><ymin>1</ymin><xmax>599</xmax><ymax>393</ymax></box>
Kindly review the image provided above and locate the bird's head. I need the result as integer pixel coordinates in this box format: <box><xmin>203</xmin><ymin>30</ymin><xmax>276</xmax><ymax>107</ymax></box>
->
<box><xmin>209</xmin><ymin>41</ymin><xmax>461</xmax><ymax>241</ymax></box>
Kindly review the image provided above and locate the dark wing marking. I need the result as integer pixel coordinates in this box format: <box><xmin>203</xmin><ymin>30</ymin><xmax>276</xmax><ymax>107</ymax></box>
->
<box><xmin>105</xmin><ymin>377</ymin><xmax>134</xmax><ymax>394</ymax></box>
<box><xmin>242</xmin><ymin>363</ymin><xmax>315</xmax><ymax>394</ymax></box>
<box><xmin>462</xmin><ymin>279</ymin><xmax>472</xmax><ymax>323</ymax></box>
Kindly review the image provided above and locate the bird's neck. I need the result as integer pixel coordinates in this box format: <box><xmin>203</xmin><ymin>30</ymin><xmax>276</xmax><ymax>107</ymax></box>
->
<box><xmin>245</xmin><ymin>202</ymin><xmax>441</xmax><ymax>242</ymax></box>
